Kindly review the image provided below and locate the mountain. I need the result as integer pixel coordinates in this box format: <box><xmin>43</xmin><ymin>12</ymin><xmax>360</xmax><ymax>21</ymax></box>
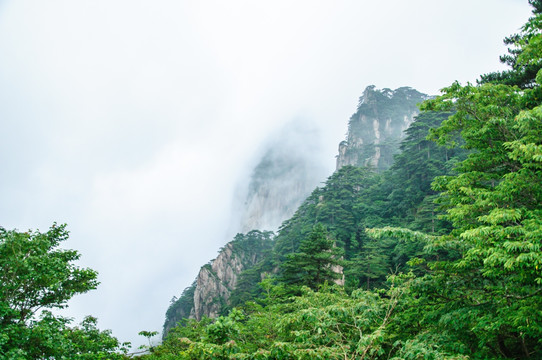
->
<box><xmin>163</xmin><ymin>121</ymin><xmax>326</xmax><ymax>337</ymax></box>
<box><xmin>232</xmin><ymin>120</ymin><xmax>328</xmax><ymax>233</ymax></box>
<box><xmin>163</xmin><ymin>231</ymin><xmax>273</xmax><ymax>336</ymax></box>
<box><xmin>149</xmin><ymin>4</ymin><xmax>542</xmax><ymax>355</ymax></box>
<box><xmin>162</xmin><ymin>85</ymin><xmax>439</xmax><ymax>337</ymax></box>
<box><xmin>336</xmin><ymin>85</ymin><xmax>430</xmax><ymax>171</ymax></box>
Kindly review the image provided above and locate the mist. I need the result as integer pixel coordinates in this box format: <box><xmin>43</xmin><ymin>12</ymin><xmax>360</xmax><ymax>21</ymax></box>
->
<box><xmin>0</xmin><ymin>0</ymin><xmax>533</xmax><ymax>348</ymax></box>
<box><xmin>229</xmin><ymin>118</ymin><xmax>329</xmax><ymax>236</ymax></box>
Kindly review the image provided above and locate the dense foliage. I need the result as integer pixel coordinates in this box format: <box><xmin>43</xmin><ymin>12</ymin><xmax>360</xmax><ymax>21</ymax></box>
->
<box><xmin>164</xmin><ymin>230</ymin><xmax>275</xmax><ymax>334</ymax></box>
<box><xmin>6</xmin><ymin>2</ymin><xmax>541</xmax><ymax>358</ymax></box>
<box><xmin>280</xmin><ymin>224</ymin><xmax>345</xmax><ymax>292</ymax></box>
<box><xmin>150</xmin><ymin>2</ymin><xmax>542</xmax><ymax>359</ymax></box>
<box><xmin>0</xmin><ymin>224</ymin><xmax>129</xmax><ymax>359</ymax></box>
<box><xmin>341</xmin><ymin>86</ymin><xmax>430</xmax><ymax>171</ymax></box>
<box><xmin>150</xmin><ymin>109</ymin><xmax>468</xmax><ymax>358</ymax></box>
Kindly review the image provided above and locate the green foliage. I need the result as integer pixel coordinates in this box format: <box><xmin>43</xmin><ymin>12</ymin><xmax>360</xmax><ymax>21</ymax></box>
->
<box><xmin>273</xmin><ymin>165</ymin><xmax>380</xmax><ymax>260</ymax></box>
<box><xmin>139</xmin><ymin>330</ymin><xmax>159</xmax><ymax>352</ymax></box>
<box><xmin>157</xmin><ymin>5</ymin><xmax>542</xmax><ymax>358</ymax></box>
<box><xmin>204</xmin><ymin>308</ymin><xmax>245</xmax><ymax>345</ymax></box>
<box><xmin>346</xmin><ymin>229</ymin><xmax>390</xmax><ymax>290</ymax></box>
<box><xmin>144</xmin><ymin>279</ymin><xmax>413</xmax><ymax>360</ymax></box>
<box><xmin>0</xmin><ymin>224</ymin><xmax>128</xmax><ymax>359</ymax></box>
<box><xmin>479</xmin><ymin>0</ymin><xmax>542</xmax><ymax>89</ymax></box>
<box><xmin>382</xmin><ymin>111</ymin><xmax>467</xmax><ymax>234</ymax></box>
<box><xmin>379</xmin><ymin>5</ymin><xmax>542</xmax><ymax>356</ymax></box>
<box><xmin>163</xmin><ymin>230</ymin><xmax>275</xmax><ymax>338</ymax></box>
<box><xmin>280</xmin><ymin>224</ymin><xmax>345</xmax><ymax>292</ymax></box>
<box><xmin>413</xmin><ymin>78</ymin><xmax>542</xmax><ymax>357</ymax></box>
<box><xmin>163</xmin><ymin>281</ymin><xmax>196</xmax><ymax>336</ymax></box>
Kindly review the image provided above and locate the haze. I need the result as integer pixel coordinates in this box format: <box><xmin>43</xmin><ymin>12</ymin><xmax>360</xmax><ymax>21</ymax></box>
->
<box><xmin>0</xmin><ymin>0</ymin><xmax>532</xmax><ymax>348</ymax></box>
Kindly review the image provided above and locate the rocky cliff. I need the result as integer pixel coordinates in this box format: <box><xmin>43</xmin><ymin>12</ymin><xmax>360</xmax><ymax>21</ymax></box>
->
<box><xmin>163</xmin><ymin>231</ymin><xmax>273</xmax><ymax>336</ymax></box>
<box><xmin>336</xmin><ymin>86</ymin><xmax>430</xmax><ymax>171</ymax></box>
<box><xmin>163</xmin><ymin>85</ymin><xmax>430</xmax><ymax>338</ymax></box>
<box><xmin>234</xmin><ymin>119</ymin><xmax>327</xmax><ymax>233</ymax></box>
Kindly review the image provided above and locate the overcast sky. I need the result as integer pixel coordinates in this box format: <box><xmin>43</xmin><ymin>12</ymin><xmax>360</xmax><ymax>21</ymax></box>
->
<box><xmin>0</xmin><ymin>0</ymin><xmax>533</xmax><ymax>349</ymax></box>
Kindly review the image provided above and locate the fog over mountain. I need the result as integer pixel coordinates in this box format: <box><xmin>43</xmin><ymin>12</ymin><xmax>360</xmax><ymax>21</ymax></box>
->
<box><xmin>0</xmin><ymin>0</ymin><xmax>533</xmax><ymax>348</ymax></box>
<box><xmin>163</xmin><ymin>85</ymin><xmax>433</xmax><ymax>335</ymax></box>
<box><xmin>231</xmin><ymin>119</ymin><xmax>328</xmax><ymax>235</ymax></box>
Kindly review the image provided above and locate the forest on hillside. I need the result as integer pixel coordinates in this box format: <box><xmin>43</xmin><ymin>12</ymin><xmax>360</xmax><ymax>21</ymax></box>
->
<box><xmin>147</xmin><ymin>1</ymin><xmax>542</xmax><ymax>358</ymax></box>
<box><xmin>1</xmin><ymin>1</ymin><xmax>541</xmax><ymax>359</ymax></box>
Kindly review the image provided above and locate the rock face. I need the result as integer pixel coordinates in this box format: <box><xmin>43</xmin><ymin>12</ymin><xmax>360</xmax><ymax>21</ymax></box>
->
<box><xmin>234</xmin><ymin>119</ymin><xmax>327</xmax><ymax>233</ymax></box>
<box><xmin>336</xmin><ymin>86</ymin><xmax>430</xmax><ymax>171</ymax></box>
<box><xmin>193</xmin><ymin>242</ymin><xmax>246</xmax><ymax>320</ymax></box>
<box><xmin>163</xmin><ymin>231</ymin><xmax>273</xmax><ymax>337</ymax></box>
<box><xmin>163</xmin><ymin>86</ymin><xmax>430</xmax><ymax>338</ymax></box>
<box><xmin>163</xmin><ymin>121</ymin><xmax>327</xmax><ymax>338</ymax></box>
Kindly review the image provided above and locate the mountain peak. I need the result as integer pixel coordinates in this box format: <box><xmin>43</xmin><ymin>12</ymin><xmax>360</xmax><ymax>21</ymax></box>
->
<box><xmin>336</xmin><ymin>86</ymin><xmax>430</xmax><ymax>171</ymax></box>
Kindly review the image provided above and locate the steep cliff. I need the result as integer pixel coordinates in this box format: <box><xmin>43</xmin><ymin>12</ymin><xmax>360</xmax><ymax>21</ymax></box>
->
<box><xmin>336</xmin><ymin>86</ymin><xmax>430</xmax><ymax>171</ymax></box>
<box><xmin>163</xmin><ymin>85</ymin><xmax>433</xmax><ymax>338</ymax></box>
<box><xmin>234</xmin><ymin>120</ymin><xmax>327</xmax><ymax>233</ymax></box>
<box><xmin>163</xmin><ymin>230</ymin><xmax>273</xmax><ymax>336</ymax></box>
<box><xmin>163</xmin><ymin>121</ymin><xmax>328</xmax><ymax>338</ymax></box>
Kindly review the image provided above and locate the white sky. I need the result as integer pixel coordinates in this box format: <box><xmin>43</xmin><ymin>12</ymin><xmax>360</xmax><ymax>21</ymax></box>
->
<box><xmin>0</xmin><ymin>0</ymin><xmax>533</xmax><ymax>349</ymax></box>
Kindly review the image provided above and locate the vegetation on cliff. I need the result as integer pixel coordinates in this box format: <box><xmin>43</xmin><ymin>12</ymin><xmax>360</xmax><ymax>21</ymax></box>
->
<box><xmin>150</xmin><ymin>1</ymin><xmax>542</xmax><ymax>358</ymax></box>
<box><xmin>337</xmin><ymin>86</ymin><xmax>430</xmax><ymax>171</ymax></box>
<box><xmin>2</xmin><ymin>1</ymin><xmax>540</xmax><ymax>358</ymax></box>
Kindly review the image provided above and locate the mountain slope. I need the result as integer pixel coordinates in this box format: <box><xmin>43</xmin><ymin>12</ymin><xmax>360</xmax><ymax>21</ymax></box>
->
<box><xmin>162</xmin><ymin>86</ymin><xmax>462</xmax><ymax>336</ymax></box>
<box><xmin>337</xmin><ymin>86</ymin><xmax>430</xmax><ymax>171</ymax></box>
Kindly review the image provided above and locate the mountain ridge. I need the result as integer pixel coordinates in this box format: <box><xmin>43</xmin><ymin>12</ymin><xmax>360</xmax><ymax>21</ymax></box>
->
<box><xmin>162</xmin><ymin>85</ymin><xmax>432</xmax><ymax>337</ymax></box>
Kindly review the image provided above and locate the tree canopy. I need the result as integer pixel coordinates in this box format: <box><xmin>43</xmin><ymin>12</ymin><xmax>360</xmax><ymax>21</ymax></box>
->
<box><xmin>280</xmin><ymin>224</ymin><xmax>345</xmax><ymax>291</ymax></box>
<box><xmin>0</xmin><ymin>224</ymin><xmax>128</xmax><ymax>359</ymax></box>
<box><xmin>149</xmin><ymin>2</ymin><xmax>542</xmax><ymax>358</ymax></box>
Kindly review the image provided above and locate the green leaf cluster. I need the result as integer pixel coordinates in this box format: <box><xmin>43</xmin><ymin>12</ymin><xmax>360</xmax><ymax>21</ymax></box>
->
<box><xmin>0</xmin><ymin>224</ymin><xmax>129</xmax><ymax>359</ymax></box>
<box><xmin>280</xmin><ymin>224</ymin><xmax>345</xmax><ymax>292</ymax></box>
<box><xmin>154</xmin><ymin>2</ymin><xmax>542</xmax><ymax>358</ymax></box>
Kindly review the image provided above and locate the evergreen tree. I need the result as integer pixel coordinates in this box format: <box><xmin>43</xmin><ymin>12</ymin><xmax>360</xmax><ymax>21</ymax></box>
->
<box><xmin>346</xmin><ymin>229</ymin><xmax>390</xmax><ymax>290</ymax></box>
<box><xmin>281</xmin><ymin>224</ymin><xmax>345</xmax><ymax>291</ymax></box>
<box><xmin>381</xmin><ymin>110</ymin><xmax>467</xmax><ymax>233</ymax></box>
<box><xmin>273</xmin><ymin>165</ymin><xmax>381</xmax><ymax>263</ymax></box>
<box><xmin>479</xmin><ymin>0</ymin><xmax>542</xmax><ymax>89</ymax></box>
<box><xmin>383</xmin><ymin>6</ymin><xmax>542</xmax><ymax>356</ymax></box>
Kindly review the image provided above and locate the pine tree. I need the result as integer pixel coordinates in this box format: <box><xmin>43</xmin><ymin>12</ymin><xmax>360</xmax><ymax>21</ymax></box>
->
<box><xmin>281</xmin><ymin>224</ymin><xmax>345</xmax><ymax>291</ymax></box>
